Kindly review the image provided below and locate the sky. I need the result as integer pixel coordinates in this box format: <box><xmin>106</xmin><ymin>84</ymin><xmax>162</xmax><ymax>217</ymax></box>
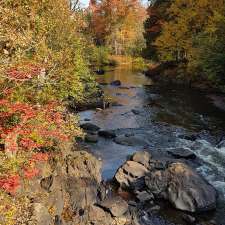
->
<box><xmin>80</xmin><ymin>0</ymin><xmax>148</xmax><ymax>7</ymax></box>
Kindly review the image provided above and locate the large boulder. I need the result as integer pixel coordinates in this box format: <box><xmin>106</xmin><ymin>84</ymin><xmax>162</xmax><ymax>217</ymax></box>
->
<box><xmin>145</xmin><ymin>162</ymin><xmax>217</xmax><ymax>212</ymax></box>
<box><xmin>115</xmin><ymin>160</ymin><xmax>149</xmax><ymax>189</ymax></box>
<box><xmin>65</xmin><ymin>151</ymin><xmax>102</xmax><ymax>183</ymax></box>
<box><xmin>166</xmin><ymin>163</ymin><xmax>217</xmax><ymax>212</ymax></box>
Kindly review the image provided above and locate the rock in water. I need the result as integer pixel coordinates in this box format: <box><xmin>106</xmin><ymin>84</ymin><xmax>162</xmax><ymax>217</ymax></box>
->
<box><xmin>145</xmin><ymin>162</ymin><xmax>217</xmax><ymax>212</ymax></box>
<box><xmin>80</xmin><ymin>123</ymin><xmax>100</xmax><ymax>132</ymax></box>
<box><xmin>115</xmin><ymin>161</ymin><xmax>149</xmax><ymax>189</ymax></box>
<box><xmin>98</xmin><ymin>196</ymin><xmax>128</xmax><ymax>217</ymax></box>
<box><xmin>167</xmin><ymin>147</ymin><xmax>196</xmax><ymax>160</ymax></box>
<box><xmin>85</xmin><ymin>133</ymin><xmax>98</xmax><ymax>143</ymax></box>
<box><xmin>111</xmin><ymin>80</ymin><xmax>121</xmax><ymax>86</ymax></box>
<box><xmin>132</xmin><ymin>151</ymin><xmax>151</xmax><ymax>167</ymax></box>
<box><xmin>114</xmin><ymin>135</ymin><xmax>149</xmax><ymax>146</ymax></box>
<box><xmin>98</xmin><ymin>130</ymin><xmax>116</xmax><ymax>138</ymax></box>
<box><xmin>167</xmin><ymin>163</ymin><xmax>217</xmax><ymax>212</ymax></box>
<box><xmin>217</xmin><ymin>139</ymin><xmax>225</xmax><ymax>148</ymax></box>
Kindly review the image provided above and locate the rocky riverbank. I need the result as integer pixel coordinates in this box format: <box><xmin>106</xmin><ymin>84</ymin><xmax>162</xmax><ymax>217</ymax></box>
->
<box><xmin>12</xmin><ymin>143</ymin><xmax>137</xmax><ymax>225</ymax></box>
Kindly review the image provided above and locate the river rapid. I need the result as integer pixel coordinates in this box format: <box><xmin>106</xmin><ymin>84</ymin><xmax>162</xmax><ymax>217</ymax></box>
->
<box><xmin>79</xmin><ymin>65</ymin><xmax>225</xmax><ymax>225</ymax></box>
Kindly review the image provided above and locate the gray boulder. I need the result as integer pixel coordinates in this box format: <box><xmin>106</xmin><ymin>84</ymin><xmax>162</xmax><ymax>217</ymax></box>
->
<box><xmin>145</xmin><ymin>162</ymin><xmax>217</xmax><ymax>212</ymax></box>
<box><xmin>166</xmin><ymin>162</ymin><xmax>217</xmax><ymax>212</ymax></box>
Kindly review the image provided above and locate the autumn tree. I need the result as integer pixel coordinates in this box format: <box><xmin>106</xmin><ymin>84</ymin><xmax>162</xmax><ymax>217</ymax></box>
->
<box><xmin>145</xmin><ymin>0</ymin><xmax>225</xmax><ymax>90</ymax></box>
<box><xmin>144</xmin><ymin>0</ymin><xmax>173</xmax><ymax>59</ymax></box>
<box><xmin>88</xmin><ymin>0</ymin><xmax>147</xmax><ymax>56</ymax></box>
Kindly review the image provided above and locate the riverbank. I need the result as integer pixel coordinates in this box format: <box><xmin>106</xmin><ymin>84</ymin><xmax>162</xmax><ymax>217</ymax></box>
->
<box><xmin>145</xmin><ymin>62</ymin><xmax>225</xmax><ymax>112</ymax></box>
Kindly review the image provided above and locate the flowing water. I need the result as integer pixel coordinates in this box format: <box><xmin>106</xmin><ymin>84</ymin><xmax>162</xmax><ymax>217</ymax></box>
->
<box><xmin>79</xmin><ymin>65</ymin><xmax>225</xmax><ymax>225</ymax></box>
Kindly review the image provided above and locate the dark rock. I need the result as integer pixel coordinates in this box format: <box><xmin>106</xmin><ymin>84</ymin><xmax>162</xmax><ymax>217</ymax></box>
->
<box><xmin>40</xmin><ymin>175</ymin><xmax>53</xmax><ymax>192</ymax></box>
<box><xmin>145</xmin><ymin>170</ymin><xmax>168</xmax><ymax>196</ymax></box>
<box><xmin>166</xmin><ymin>162</ymin><xmax>217</xmax><ymax>212</ymax></box>
<box><xmin>149</xmin><ymin>205</ymin><xmax>161</xmax><ymax>212</ymax></box>
<box><xmin>80</xmin><ymin>123</ymin><xmax>100</xmax><ymax>132</ymax></box>
<box><xmin>114</xmin><ymin>135</ymin><xmax>149</xmax><ymax>146</ymax></box>
<box><xmin>98</xmin><ymin>196</ymin><xmax>128</xmax><ymax>217</ymax></box>
<box><xmin>54</xmin><ymin>215</ymin><xmax>62</xmax><ymax>225</ymax></box>
<box><xmin>149</xmin><ymin>160</ymin><xmax>166</xmax><ymax>170</ymax></box>
<box><xmin>84</xmin><ymin>118</ymin><xmax>91</xmax><ymax>121</ymax></box>
<box><xmin>85</xmin><ymin>134</ymin><xmax>98</xmax><ymax>143</ymax></box>
<box><xmin>95</xmin><ymin>69</ymin><xmax>105</xmax><ymax>75</ymax></box>
<box><xmin>128</xmin><ymin>201</ymin><xmax>137</xmax><ymax>207</ymax></box>
<box><xmin>182</xmin><ymin>214</ymin><xmax>196</xmax><ymax>224</ymax></box>
<box><xmin>145</xmin><ymin>162</ymin><xmax>217</xmax><ymax>212</ymax></box>
<box><xmin>99</xmin><ymin>82</ymin><xmax>108</xmax><ymax>86</ymax></box>
<box><xmin>111</xmin><ymin>80</ymin><xmax>121</xmax><ymax>86</ymax></box>
<box><xmin>115</xmin><ymin>161</ymin><xmax>149</xmax><ymax>189</ymax></box>
<box><xmin>111</xmin><ymin>102</ymin><xmax>124</xmax><ymax>107</ymax></box>
<box><xmin>132</xmin><ymin>151</ymin><xmax>151</xmax><ymax>168</ymax></box>
<box><xmin>178</xmin><ymin>133</ymin><xmax>198</xmax><ymax>141</ymax></box>
<box><xmin>136</xmin><ymin>191</ymin><xmax>154</xmax><ymax>202</ymax></box>
<box><xmin>131</xmin><ymin>109</ymin><xmax>141</xmax><ymax>115</ymax></box>
<box><xmin>98</xmin><ymin>130</ymin><xmax>116</xmax><ymax>139</ymax></box>
<box><xmin>167</xmin><ymin>148</ymin><xmax>196</xmax><ymax>160</ymax></box>
<box><xmin>119</xmin><ymin>86</ymin><xmax>130</xmax><ymax>89</ymax></box>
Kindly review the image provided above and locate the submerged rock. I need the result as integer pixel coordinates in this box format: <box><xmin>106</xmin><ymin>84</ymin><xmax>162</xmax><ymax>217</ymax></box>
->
<box><xmin>98</xmin><ymin>130</ymin><xmax>116</xmax><ymax>138</ymax></box>
<box><xmin>217</xmin><ymin>139</ymin><xmax>225</xmax><ymax>148</ymax></box>
<box><xmin>80</xmin><ymin>122</ymin><xmax>100</xmax><ymax>132</ymax></box>
<box><xmin>131</xmin><ymin>109</ymin><xmax>142</xmax><ymax>115</ymax></box>
<box><xmin>114</xmin><ymin>135</ymin><xmax>149</xmax><ymax>146</ymax></box>
<box><xmin>111</xmin><ymin>80</ymin><xmax>121</xmax><ymax>86</ymax></box>
<box><xmin>85</xmin><ymin>133</ymin><xmax>98</xmax><ymax>143</ymax></box>
<box><xmin>95</xmin><ymin>69</ymin><xmax>105</xmax><ymax>75</ymax></box>
<box><xmin>167</xmin><ymin>147</ymin><xmax>196</xmax><ymax>160</ymax></box>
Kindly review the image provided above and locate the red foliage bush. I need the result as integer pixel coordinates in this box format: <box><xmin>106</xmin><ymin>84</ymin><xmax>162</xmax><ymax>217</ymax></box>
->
<box><xmin>0</xmin><ymin>100</ymin><xmax>69</xmax><ymax>153</ymax></box>
<box><xmin>6</xmin><ymin>63</ymin><xmax>42</xmax><ymax>81</ymax></box>
<box><xmin>0</xmin><ymin>175</ymin><xmax>20</xmax><ymax>195</ymax></box>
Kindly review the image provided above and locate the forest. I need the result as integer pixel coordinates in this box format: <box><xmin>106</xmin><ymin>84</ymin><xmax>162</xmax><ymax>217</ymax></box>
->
<box><xmin>0</xmin><ymin>0</ymin><xmax>225</xmax><ymax>225</ymax></box>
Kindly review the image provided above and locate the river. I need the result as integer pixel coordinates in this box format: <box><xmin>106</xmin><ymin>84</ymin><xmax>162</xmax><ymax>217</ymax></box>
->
<box><xmin>79</xmin><ymin>65</ymin><xmax>225</xmax><ymax>225</ymax></box>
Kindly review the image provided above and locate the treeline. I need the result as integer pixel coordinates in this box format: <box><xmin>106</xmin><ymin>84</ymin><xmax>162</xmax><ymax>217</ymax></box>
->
<box><xmin>145</xmin><ymin>0</ymin><xmax>225</xmax><ymax>91</ymax></box>
<box><xmin>86</xmin><ymin>0</ymin><xmax>147</xmax><ymax>61</ymax></box>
